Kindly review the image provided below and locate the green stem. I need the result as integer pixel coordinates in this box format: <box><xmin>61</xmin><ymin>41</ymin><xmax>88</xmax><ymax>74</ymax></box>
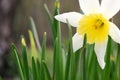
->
<box><xmin>81</xmin><ymin>34</ymin><xmax>87</xmax><ymax>80</ymax></box>
<box><xmin>82</xmin><ymin>47</ymin><xmax>86</xmax><ymax>80</ymax></box>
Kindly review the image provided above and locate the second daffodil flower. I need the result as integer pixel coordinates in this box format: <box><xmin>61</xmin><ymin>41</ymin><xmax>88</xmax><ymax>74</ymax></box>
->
<box><xmin>55</xmin><ymin>0</ymin><xmax>120</xmax><ymax>69</ymax></box>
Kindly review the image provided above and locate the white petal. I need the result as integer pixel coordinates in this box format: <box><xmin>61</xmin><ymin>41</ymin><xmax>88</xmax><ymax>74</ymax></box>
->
<box><xmin>72</xmin><ymin>33</ymin><xmax>83</xmax><ymax>52</ymax></box>
<box><xmin>55</xmin><ymin>12</ymin><xmax>83</xmax><ymax>27</ymax></box>
<box><xmin>94</xmin><ymin>39</ymin><xmax>108</xmax><ymax>69</ymax></box>
<box><xmin>109</xmin><ymin>22</ymin><xmax>120</xmax><ymax>44</ymax></box>
<box><xmin>101</xmin><ymin>0</ymin><xmax>120</xmax><ymax>19</ymax></box>
<box><xmin>79</xmin><ymin>0</ymin><xmax>100</xmax><ymax>14</ymax></box>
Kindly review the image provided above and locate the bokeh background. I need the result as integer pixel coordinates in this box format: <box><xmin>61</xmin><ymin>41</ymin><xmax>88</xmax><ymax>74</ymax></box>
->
<box><xmin>13</xmin><ymin>0</ymin><xmax>80</xmax><ymax>45</ymax></box>
<box><xmin>0</xmin><ymin>0</ymin><xmax>120</xmax><ymax>79</ymax></box>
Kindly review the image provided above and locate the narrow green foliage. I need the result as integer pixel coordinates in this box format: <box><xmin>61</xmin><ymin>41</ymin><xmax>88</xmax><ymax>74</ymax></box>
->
<box><xmin>41</xmin><ymin>32</ymin><xmax>47</xmax><ymax>60</ymax></box>
<box><xmin>53</xmin><ymin>1</ymin><xmax>64</xmax><ymax>80</ymax></box>
<box><xmin>115</xmin><ymin>44</ymin><xmax>120</xmax><ymax>80</ymax></box>
<box><xmin>44</xmin><ymin>4</ymin><xmax>53</xmax><ymax>23</ymax></box>
<box><xmin>42</xmin><ymin>61</ymin><xmax>51</xmax><ymax>80</ymax></box>
<box><xmin>12</xmin><ymin>44</ymin><xmax>24</xmax><ymax>80</ymax></box>
<box><xmin>29</xmin><ymin>17</ymin><xmax>41</xmax><ymax>51</ymax></box>
<box><xmin>32</xmin><ymin>57</ymin><xmax>37</xmax><ymax>80</ymax></box>
<box><xmin>86</xmin><ymin>44</ymin><xmax>98</xmax><ymax>80</ymax></box>
<box><xmin>88</xmin><ymin>50</ymin><xmax>98</xmax><ymax>80</ymax></box>
<box><xmin>39</xmin><ymin>60</ymin><xmax>44</xmax><ymax>80</ymax></box>
<box><xmin>52</xmin><ymin>41</ymin><xmax>56</xmax><ymax>80</ymax></box>
<box><xmin>65</xmin><ymin>46</ymin><xmax>71</xmax><ymax>80</ymax></box>
<box><xmin>36</xmin><ymin>59</ymin><xmax>41</xmax><ymax>80</ymax></box>
<box><xmin>68</xmin><ymin>21</ymin><xmax>76</xmax><ymax>80</ymax></box>
<box><xmin>83</xmin><ymin>34</ymin><xmax>87</xmax><ymax>47</ymax></box>
<box><xmin>104</xmin><ymin>37</ymin><xmax>111</xmax><ymax>80</ymax></box>
<box><xmin>65</xmin><ymin>22</ymin><xmax>73</xmax><ymax>80</ymax></box>
<box><xmin>80</xmin><ymin>34</ymin><xmax>87</xmax><ymax>80</ymax></box>
<box><xmin>54</xmin><ymin>38</ymin><xmax>63</xmax><ymax>80</ymax></box>
<box><xmin>53</xmin><ymin>0</ymin><xmax>60</xmax><ymax>40</ymax></box>
<box><xmin>40</xmin><ymin>32</ymin><xmax>51</xmax><ymax>80</ymax></box>
<box><xmin>29</xmin><ymin>30</ymin><xmax>38</xmax><ymax>59</ymax></box>
<box><xmin>44</xmin><ymin>4</ymin><xmax>55</xmax><ymax>43</ymax></box>
<box><xmin>22</xmin><ymin>43</ymin><xmax>29</xmax><ymax>80</ymax></box>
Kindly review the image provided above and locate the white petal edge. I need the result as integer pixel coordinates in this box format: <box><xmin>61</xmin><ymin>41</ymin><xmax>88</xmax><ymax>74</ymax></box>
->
<box><xmin>109</xmin><ymin>22</ymin><xmax>120</xmax><ymax>44</ymax></box>
<box><xmin>94</xmin><ymin>39</ymin><xmax>108</xmax><ymax>69</ymax></box>
<box><xmin>79</xmin><ymin>0</ymin><xmax>100</xmax><ymax>14</ymax></box>
<box><xmin>101</xmin><ymin>0</ymin><xmax>120</xmax><ymax>19</ymax></box>
<box><xmin>55</xmin><ymin>12</ymin><xmax>83</xmax><ymax>27</ymax></box>
<box><xmin>72</xmin><ymin>33</ymin><xmax>83</xmax><ymax>52</ymax></box>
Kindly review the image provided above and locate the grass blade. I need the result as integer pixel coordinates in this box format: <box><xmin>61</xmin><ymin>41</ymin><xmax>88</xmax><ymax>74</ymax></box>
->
<box><xmin>36</xmin><ymin>59</ymin><xmax>41</xmax><ymax>80</ymax></box>
<box><xmin>64</xmin><ymin>22</ymin><xmax>72</xmax><ymax>80</ymax></box>
<box><xmin>29</xmin><ymin>17</ymin><xmax>41</xmax><ymax>51</ymax></box>
<box><xmin>53</xmin><ymin>1</ymin><xmax>64</xmax><ymax>80</ymax></box>
<box><xmin>116</xmin><ymin>44</ymin><xmax>120</xmax><ymax>80</ymax></box>
<box><xmin>21</xmin><ymin>37</ymin><xmax>29</xmax><ymax>80</ymax></box>
<box><xmin>42</xmin><ymin>61</ymin><xmax>51</xmax><ymax>80</ymax></box>
<box><xmin>28</xmin><ymin>30</ymin><xmax>38</xmax><ymax>59</ymax></box>
<box><xmin>32</xmin><ymin>57</ymin><xmax>37</xmax><ymax>80</ymax></box>
<box><xmin>12</xmin><ymin>44</ymin><xmax>24</xmax><ymax>80</ymax></box>
<box><xmin>44</xmin><ymin>4</ymin><xmax>56</xmax><ymax>43</ymax></box>
<box><xmin>41</xmin><ymin>32</ymin><xmax>47</xmax><ymax>61</ymax></box>
<box><xmin>104</xmin><ymin>37</ymin><xmax>111</xmax><ymax>80</ymax></box>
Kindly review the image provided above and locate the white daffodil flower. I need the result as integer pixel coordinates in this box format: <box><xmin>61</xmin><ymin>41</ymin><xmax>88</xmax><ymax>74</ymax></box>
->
<box><xmin>55</xmin><ymin>0</ymin><xmax>120</xmax><ymax>69</ymax></box>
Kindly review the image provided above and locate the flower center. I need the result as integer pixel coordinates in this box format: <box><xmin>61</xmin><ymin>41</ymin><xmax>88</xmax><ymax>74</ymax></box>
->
<box><xmin>77</xmin><ymin>14</ymin><xmax>109</xmax><ymax>44</ymax></box>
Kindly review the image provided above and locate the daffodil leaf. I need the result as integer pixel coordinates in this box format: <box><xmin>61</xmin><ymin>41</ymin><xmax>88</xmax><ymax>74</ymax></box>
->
<box><xmin>29</xmin><ymin>17</ymin><xmax>41</xmax><ymax>51</ymax></box>
<box><xmin>32</xmin><ymin>57</ymin><xmax>37</xmax><ymax>80</ymax></box>
<box><xmin>41</xmin><ymin>32</ymin><xmax>47</xmax><ymax>61</ymax></box>
<box><xmin>12</xmin><ymin>44</ymin><xmax>25</xmax><ymax>80</ymax></box>
<box><xmin>21</xmin><ymin>41</ymin><xmax>29</xmax><ymax>80</ymax></box>
<box><xmin>104</xmin><ymin>36</ymin><xmax>111</xmax><ymax>80</ymax></box>
<box><xmin>42</xmin><ymin>61</ymin><xmax>51</xmax><ymax>80</ymax></box>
